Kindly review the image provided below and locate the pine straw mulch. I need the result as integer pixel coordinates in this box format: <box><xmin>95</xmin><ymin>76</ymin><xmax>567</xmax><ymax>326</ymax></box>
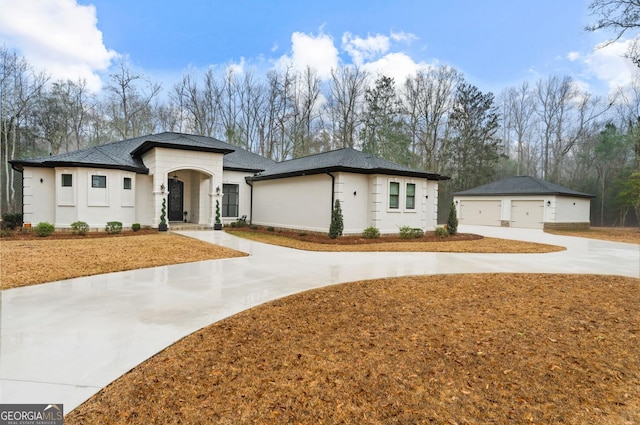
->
<box><xmin>0</xmin><ymin>230</ymin><xmax>247</xmax><ymax>290</ymax></box>
<box><xmin>546</xmin><ymin>227</ymin><xmax>640</xmax><ymax>245</ymax></box>
<box><xmin>226</xmin><ymin>228</ymin><xmax>565</xmax><ymax>253</ymax></box>
<box><xmin>66</xmin><ymin>273</ymin><xmax>640</xmax><ymax>425</ymax></box>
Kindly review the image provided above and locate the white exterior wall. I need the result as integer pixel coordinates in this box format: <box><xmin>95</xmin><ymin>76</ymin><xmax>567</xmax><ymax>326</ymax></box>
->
<box><xmin>552</xmin><ymin>196</ymin><xmax>591</xmax><ymax>223</ymax></box>
<box><xmin>22</xmin><ymin>167</ymin><xmax>55</xmax><ymax>226</ymax></box>
<box><xmin>221</xmin><ymin>170</ymin><xmax>254</xmax><ymax>223</ymax></box>
<box><xmin>250</xmin><ymin>173</ymin><xmax>437</xmax><ymax>235</ymax></box>
<box><xmin>135</xmin><ymin>174</ymin><xmax>153</xmax><ymax>226</ymax></box>
<box><xmin>372</xmin><ymin>175</ymin><xmax>434</xmax><ymax>234</ymax></box>
<box><xmin>141</xmin><ymin>148</ymin><xmax>224</xmax><ymax>227</ymax></box>
<box><xmin>251</xmin><ymin>174</ymin><xmax>332</xmax><ymax>232</ymax></box>
<box><xmin>334</xmin><ymin>173</ymin><xmax>371</xmax><ymax>233</ymax></box>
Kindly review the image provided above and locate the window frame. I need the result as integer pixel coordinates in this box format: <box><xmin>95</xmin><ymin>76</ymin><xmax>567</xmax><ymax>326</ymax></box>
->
<box><xmin>61</xmin><ymin>173</ymin><xmax>73</xmax><ymax>187</ymax></box>
<box><xmin>406</xmin><ymin>183</ymin><xmax>416</xmax><ymax>210</ymax></box>
<box><xmin>123</xmin><ymin>177</ymin><xmax>132</xmax><ymax>190</ymax></box>
<box><xmin>389</xmin><ymin>181</ymin><xmax>400</xmax><ymax>209</ymax></box>
<box><xmin>91</xmin><ymin>175</ymin><xmax>107</xmax><ymax>189</ymax></box>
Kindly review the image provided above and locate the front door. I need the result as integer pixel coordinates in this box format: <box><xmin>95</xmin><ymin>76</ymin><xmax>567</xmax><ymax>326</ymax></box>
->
<box><xmin>168</xmin><ymin>179</ymin><xmax>184</xmax><ymax>221</ymax></box>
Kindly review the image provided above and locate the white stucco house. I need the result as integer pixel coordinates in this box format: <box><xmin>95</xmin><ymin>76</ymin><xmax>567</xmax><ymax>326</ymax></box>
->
<box><xmin>10</xmin><ymin>132</ymin><xmax>448</xmax><ymax>235</ymax></box>
<box><xmin>453</xmin><ymin>176</ymin><xmax>595</xmax><ymax>230</ymax></box>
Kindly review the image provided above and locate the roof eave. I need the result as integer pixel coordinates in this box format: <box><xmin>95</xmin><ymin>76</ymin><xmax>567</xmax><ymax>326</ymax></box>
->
<box><xmin>131</xmin><ymin>141</ymin><xmax>235</xmax><ymax>157</ymax></box>
<box><xmin>9</xmin><ymin>159</ymin><xmax>149</xmax><ymax>174</ymax></box>
<box><xmin>453</xmin><ymin>191</ymin><xmax>595</xmax><ymax>199</ymax></box>
<box><xmin>247</xmin><ymin>166</ymin><xmax>446</xmax><ymax>182</ymax></box>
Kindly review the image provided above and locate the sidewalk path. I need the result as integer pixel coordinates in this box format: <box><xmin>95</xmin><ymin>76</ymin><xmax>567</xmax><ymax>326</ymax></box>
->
<box><xmin>1</xmin><ymin>226</ymin><xmax>637</xmax><ymax>412</ymax></box>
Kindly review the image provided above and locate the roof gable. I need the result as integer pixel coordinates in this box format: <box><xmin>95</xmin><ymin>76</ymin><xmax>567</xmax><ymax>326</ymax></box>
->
<box><xmin>453</xmin><ymin>176</ymin><xmax>595</xmax><ymax>198</ymax></box>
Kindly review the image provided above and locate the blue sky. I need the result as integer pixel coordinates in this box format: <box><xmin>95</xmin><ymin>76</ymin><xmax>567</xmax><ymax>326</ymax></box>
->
<box><xmin>0</xmin><ymin>0</ymin><xmax>636</xmax><ymax>96</ymax></box>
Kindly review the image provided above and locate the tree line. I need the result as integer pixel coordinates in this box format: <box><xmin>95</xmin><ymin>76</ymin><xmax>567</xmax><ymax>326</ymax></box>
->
<box><xmin>1</xmin><ymin>47</ymin><xmax>639</xmax><ymax>226</ymax></box>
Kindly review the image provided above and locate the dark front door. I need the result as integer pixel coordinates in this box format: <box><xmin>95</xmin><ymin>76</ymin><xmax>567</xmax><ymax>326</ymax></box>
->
<box><xmin>168</xmin><ymin>179</ymin><xmax>184</xmax><ymax>221</ymax></box>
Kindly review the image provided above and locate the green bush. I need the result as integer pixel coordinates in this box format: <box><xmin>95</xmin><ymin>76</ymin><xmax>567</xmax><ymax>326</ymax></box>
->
<box><xmin>34</xmin><ymin>222</ymin><xmax>55</xmax><ymax>237</ymax></box>
<box><xmin>399</xmin><ymin>225</ymin><xmax>423</xmax><ymax>239</ymax></box>
<box><xmin>328</xmin><ymin>199</ymin><xmax>344</xmax><ymax>239</ymax></box>
<box><xmin>298</xmin><ymin>232</ymin><xmax>308</xmax><ymax>237</ymax></box>
<box><xmin>70</xmin><ymin>221</ymin><xmax>90</xmax><ymax>235</ymax></box>
<box><xmin>0</xmin><ymin>228</ymin><xmax>14</xmax><ymax>238</ymax></box>
<box><xmin>249</xmin><ymin>225</ymin><xmax>258</xmax><ymax>230</ymax></box>
<box><xmin>435</xmin><ymin>226</ymin><xmax>449</xmax><ymax>237</ymax></box>
<box><xmin>132</xmin><ymin>223</ymin><xmax>141</xmax><ymax>232</ymax></box>
<box><xmin>1</xmin><ymin>212</ymin><xmax>23</xmax><ymax>229</ymax></box>
<box><xmin>362</xmin><ymin>226</ymin><xmax>380</xmax><ymax>239</ymax></box>
<box><xmin>447</xmin><ymin>201</ymin><xmax>458</xmax><ymax>236</ymax></box>
<box><xmin>267</xmin><ymin>226</ymin><xmax>275</xmax><ymax>232</ymax></box>
<box><xmin>105</xmin><ymin>221</ymin><xmax>123</xmax><ymax>234</ymax></box>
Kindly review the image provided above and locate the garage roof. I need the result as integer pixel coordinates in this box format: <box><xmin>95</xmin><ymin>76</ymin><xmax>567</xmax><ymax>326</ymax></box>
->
<box><xmin>453</xmin><ymin>176</ymin><xmax>595</xmax><ymax>198</ymax></box>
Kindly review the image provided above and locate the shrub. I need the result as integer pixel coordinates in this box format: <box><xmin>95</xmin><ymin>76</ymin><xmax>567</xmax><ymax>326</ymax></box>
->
<box><xmin>105</xmin><ymin>221</ymin><xmax>123</xmax><ymax>235</ymax></box>
<box><xmin>435</xmin><ymin>226</ymin><xmax>449</xmax><ymax>237</ymax></box>
<box><xmin>447</xmin><ymin>201</ymin><xmax>459</xmax><ymax>236</ymax></box>
<box><xmin>0</xmin><ymin>228</ymin><xmax>14</xmax><ymax>238</ymax></box>
<box><xmin>328</xmin><ymin>199</ymin><xmax>344</xmax><ymax>239</ymax></box>
<box><xmin>70</xmin><ymin>221</ymin><xmax>90</xmax><ymax>235</ymax></box>
<box><xmin>298</xmin><ymin>232</ymin><xmax>308</xmax><ymax>237</ymax></box>
<box><xmin>132</xmin><ymin>223</ymin><xmax>141</xmax><ymax>232</ymax></box>
<box><xmin>1</xmin><ymin>212</ymin><xmax>23</xmax><ymax>229</ymax></box>
<box><xmin>399</xmin><ymin>225</ymin><xmax>423</xmax><ymax>239</ymax></box>
<box><xmin>34</xmin><ymin>222</ymin><xmax>55</xmax><ymax>237</ymax></box>
<box><xmin>249</xmin><ymin>225</ymin><xmax>258</xmax><ymax>230</ymax></box>
<box><xmin>229</xmin><ymin>221</ymin><xmax>237</xmax><ymax>228</ymax></box>
<box><xmin>362</xmin><ymin>226</ymin><xmax>380</xmax><ymax>239</ymax></box>
<box><xmin>267</xmin><ymin>226</ymin><xmax>275</xmax><ymax>232</ymax></box>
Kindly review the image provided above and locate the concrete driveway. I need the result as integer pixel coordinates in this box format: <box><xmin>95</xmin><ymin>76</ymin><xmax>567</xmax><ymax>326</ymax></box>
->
<box><xmin>1</xmin><ymin>225</ymin><xmax>637</xmax><ymax>412</ymax></box>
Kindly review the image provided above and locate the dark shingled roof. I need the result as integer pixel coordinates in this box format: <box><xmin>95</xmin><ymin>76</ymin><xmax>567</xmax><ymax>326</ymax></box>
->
<box><xmin>10</xmin><ymin>132</ymin><xmax>274</xmax><ymax>173</ymax></box>
<box><xmin>453</xmin><ymin>176</ymin><xmax>595</xmax><ymax>198</ymax></box>
<box><xmin>247</xmin><ymin>148</ymin><xmax>447</xmax><ymax>181</ymax></box>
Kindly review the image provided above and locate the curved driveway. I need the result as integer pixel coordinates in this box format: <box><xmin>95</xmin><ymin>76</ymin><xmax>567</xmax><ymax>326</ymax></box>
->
<box><xmin>0</xmin><ymin>225</ymin><xmax>638</xmax><ymax>412</ymax></box>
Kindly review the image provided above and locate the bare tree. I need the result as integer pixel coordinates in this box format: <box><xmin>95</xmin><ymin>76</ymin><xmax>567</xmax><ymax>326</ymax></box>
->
<box><xmin>327</xmin><ymin>66</ymin><xmax>368</xmax><ymax>149</ymax></box>
<box><xmin>586</xmin><ymin>0</ymin><xmax>640</xmax><ymax>65</ymax></box>
<box><xmin>501</xmin><ymin>81</ymin><xmax>536</xmax><ymax>175</ymax></box>
<box><xmin>403</xmin><ymin>65</ymin><xmax>460</xmax><ymax>172</ymax></box>
<box><xmin>0</xmin><ymin>47</ymin><xmax>48</xmax><ymax>213</ymax></box>
<box><xmin>104</xmin><ymin>58</ymin><xmax>161</xmax><ymax>139</ymax></box>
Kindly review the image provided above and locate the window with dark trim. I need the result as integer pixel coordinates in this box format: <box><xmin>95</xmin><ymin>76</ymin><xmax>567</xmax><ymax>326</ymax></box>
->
<box><xmin>389</xmin><ymin>182</ymin><xmax>399</xmax><ymax>209</ymax></box>
<box><xmin>406</xmin><ymin>183</ymin><xmax>416</xmax><ymax>209</ymax></box>
<box><xmin>91</xmin><ymin>175</ymin><xmax>106</xmax><ymax>188</ymax></box>
<box><xmin>61</xmin><ymin>174</ymin><xmax>73</xmax><ymax>187</ymax></box>
<box><xmin>222</xmin><ymin>184</ymin><xmax>239</xmax><ymax>217</ymax></box>
<box><xmin>123</xmin><ymin>177</ymin><xmax>132</xmax><ymax>190</ymax></box>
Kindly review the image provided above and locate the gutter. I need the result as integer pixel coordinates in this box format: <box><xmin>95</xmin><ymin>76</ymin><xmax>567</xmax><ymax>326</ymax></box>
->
<box><xmin>245</xmin><ymin>177</ymin><xmax>254</xmax><ymax>223</ymax></box>
<box><xmin>326</xmin><ymin>171</ymin><xmax>335</xmax><ymax>211</ymax></box>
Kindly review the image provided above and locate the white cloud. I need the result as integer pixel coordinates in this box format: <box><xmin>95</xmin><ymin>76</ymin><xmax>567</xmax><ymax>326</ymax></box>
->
<box><xmin>579</xmin><ymin>38</ymin><xmax>637</xmax><ymax>93</ymax></box>
<box><xmin>567</xmin><ymin>51</ymin><xmax>580</xmax><ymax>61</ymax></box>
<box><xmin>362</xmin><ymin>52</ymin><xmax>431</xmax><ymax>86</ymax></box>
<box><xmin>390</xmin><ymin>30</ymin><xmax>418</xmax><ymax>44</ymax></box>
<box><xmin>0</xmin><ymin>0</ymin><xmax>117</xmax><ymax>91</ymax></box>
<box><xmin>342</xmin><ymin>32</ymin><xmax>391</xmax><ymax>65</ymax></box>
<box><xmin>276</xmin><ymin>31</ymin><xmax>339</xmax><ymax>80</ymax></box>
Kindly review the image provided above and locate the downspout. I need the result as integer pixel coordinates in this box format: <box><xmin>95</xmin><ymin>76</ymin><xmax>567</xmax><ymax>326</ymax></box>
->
<box><xmin>246</xmin><ymin>177</ymin><xmax>253</xmax><ymax>224</ymax></box>
<box><xmin>326</xmin><ymin>171</ymin><xmax>335</xmax><ymax>211</ymax></box>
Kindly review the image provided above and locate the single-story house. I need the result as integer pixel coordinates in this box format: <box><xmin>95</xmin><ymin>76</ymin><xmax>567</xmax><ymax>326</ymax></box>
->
<box><xmin>10</xmin><ymin>132</ymin><xmax>448</xmax><ymax>235</ymax></box>
<box><xmin>452</xmin><ymin>176</ymin><xmax>595</xmax><ymax>230</ymax></box>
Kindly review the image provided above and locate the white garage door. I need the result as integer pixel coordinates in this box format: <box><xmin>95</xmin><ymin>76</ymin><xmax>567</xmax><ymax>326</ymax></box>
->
<box><xmin>511</xmin><ymin>200</ymin><xmax>544</xmax><ymax>229</ymax></box>
<box><xmin>459</xmin><ymin>200</ymin><xmax>501</xmax><ymax>226</ymax></box>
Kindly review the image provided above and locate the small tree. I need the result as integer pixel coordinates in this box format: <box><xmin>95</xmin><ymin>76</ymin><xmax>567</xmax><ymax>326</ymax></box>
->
<box><xmin>215</xmin><ymin>199</ymin><xmax>221</xmax><ymax>224</ymax></box>
<box><xmin>160</xmin><ymin>198</ymin><xmax>167</xmax><ymax>224</ymax></box>
<box><xmin>447</xmin><ymin>201</ymin><xmax>458</xmax><ymax>235</ymax></box>
<box><xmin>328</xmin><ymin>199</ymin><xmax>344</xmax><ymax>239</ymax></box>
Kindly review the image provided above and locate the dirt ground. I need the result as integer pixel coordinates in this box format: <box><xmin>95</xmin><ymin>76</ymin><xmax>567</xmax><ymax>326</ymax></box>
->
<box><xmin>5</xmin><ymin>226</ymin><xmax>639</xmax><ymax>423</ymax></box>
<box><xmin>66</xmin><ymin>273</ymin><xmax>640</xmax><ymax>425</ymax></box>
<box><xmin>546</xmin><ymin>227</ymin><xmax>640</xmax><ymax>245</ymax></box>
<box><xmin>0</xmin><ymin>230</ymin><xmax>247</xmax><ymax>290</ymax></box>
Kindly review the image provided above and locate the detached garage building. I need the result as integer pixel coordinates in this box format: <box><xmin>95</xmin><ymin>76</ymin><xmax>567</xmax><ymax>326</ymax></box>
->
<box><xmin>453</xmin><ymin>176</ymin><xmax>595</xmax><ymax>230</ymax></box>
